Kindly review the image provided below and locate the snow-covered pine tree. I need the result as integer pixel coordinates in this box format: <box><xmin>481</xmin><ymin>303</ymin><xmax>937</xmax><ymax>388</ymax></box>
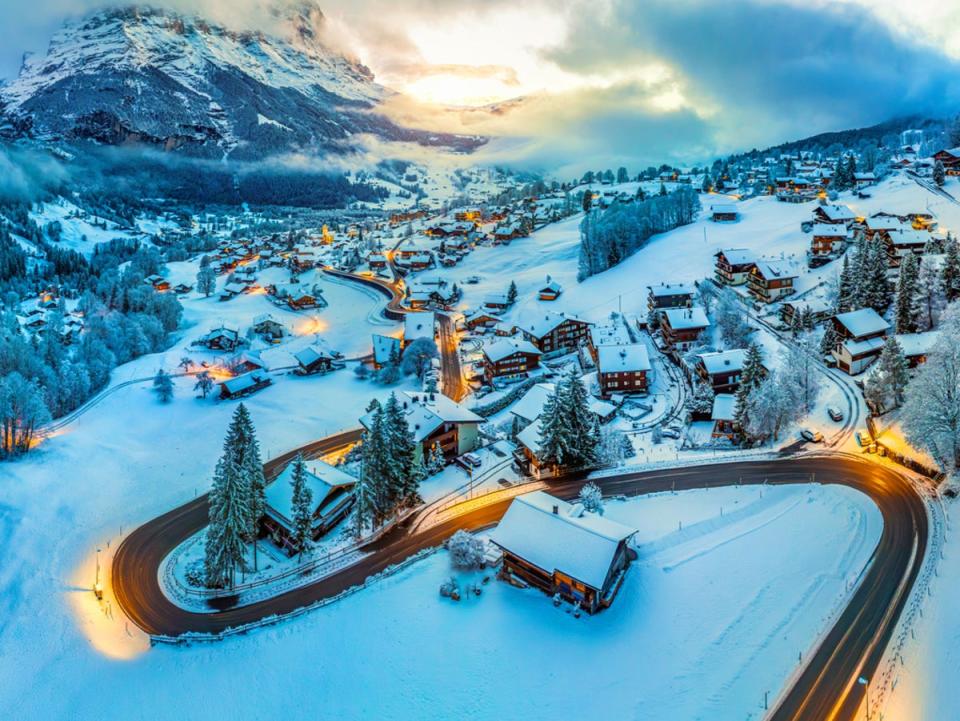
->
<box><xmin>506</xmin><ymin>280</ymin><xmax>518</xmax><ymax>305</ymax></box>
<box><xmin>734</xmin><ymin>342</ymin><xmax>765</xmax><ymax>432</ymax></box>
<box><xmin>238</xmin><ymin>406</ymin><xmax>267</xmax><ymax>571</ymax></box>
<box><xmin>894</xmin><ymin>251</ymin><xmax>920</xmax><ymax>333</ymax></box>
<box><xmin>383</xmin><ymin>393</ymin><xmax>420</xmax><ymax>509</ymax></box>
<box><xmin>877</xmin><ymin>336</ymin><xmax>909</xmax><ymax>409</ymax></box>
<box><xmin>204</xmin><ymin>453</ymin><xmax>248</xmax><ymax>589</ymax></box>
<box><xmin>941</xmin><ymin>236</ymin><xmax>960</xmax><ymax>302</ymax></box>
<box><xmin>837</xmin><ymin>253</ymin><xmax>856</xmax><ymax>313</ymax></box>
<box><xmin>427</xmin><ymin>441</ymin><xmax>446</xmax><ymax>474</ymax></box>
<box><xmin>153</xmin><ymin>368</ymin><xmax>173</xmax><ymax>403</ymax></box>
<box><xmin>564</xmin><ymin>367</ymin><xmax>599</xmax><ymax>467</ymax></box>
<box><xmin>537</xmin><ymin>383</ymin><xmax>571</xmax><ymax>470</ymax></box>
<box><xmin>820</xmin><ymin>323</ymin><xmax>839</xmax><ymax>357</ymax></box>
<box><xmin>934</xmin><ymin>159</ymin><xmax>946</xmax><ymax>187</ymax></box>
<box><xmin>290</xmin><ymin>454</ymin><xmax>313</xmax><ymax>561</ymax></box>
<box><xmin>916</xmin><ymin>258</ymin><xmax>943</xmax><ymax>331</ymax></box>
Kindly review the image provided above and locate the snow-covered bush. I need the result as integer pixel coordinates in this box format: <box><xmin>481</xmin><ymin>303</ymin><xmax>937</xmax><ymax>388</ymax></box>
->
<box><xmin>447</xmin><ymin>530</ymin><xmax>486</xmax><ymax>569</ymax></box>
<box><xmin>578</xmin><ymin>481</ymin><xmax>604</xmax><ymax>515</ymax></box>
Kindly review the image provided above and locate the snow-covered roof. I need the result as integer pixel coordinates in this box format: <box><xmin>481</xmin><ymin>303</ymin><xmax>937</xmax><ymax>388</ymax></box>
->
<box><xmin>404</xmin><ymin>312</ymin><xmax>436</xmax><ymax>340</ymax></box>
<box><xmin>221</xmin><ymin>370</ymin><xmax>268</xmax><ymax>395</ymax></box>
<box><xmin>866</xmin><ymin>216</ymin><xmax>909</xmax><ymax>231</ymax></box>
<box><xmin>753</xmin><ymin>260</ymin><xmax>797</xmax><ymax>281</ymax></box>
<box><xmin>698</xmin><ymin>349</ymin><xmax>747</xmax><ymax>375</ymax></box>
<box><xmin>783</xmin><ymin>297</ymin><xmax>832</xmax><ymax>315</ymax></box>
<box><xmin>895</xmin><ymin>331</ymin><xmax>939</xmax><ymax>358</ymax></box>
<box><xmin>510</xmin><ymin>382</ymin><xmax>613</xmax><ymax>425</ymax></box>
<box><xmin>886</xmin><ymin>229</ymin><xmax>930</xmax><ymax>247</ymax></box>
<box><xmin>710</xmin><ymin>203</ymin><xmax>738</xmax><ymax>215</ymax></box>
<box><xmin>716</xmin><ymin>248</ymin><xmax>755</xmax><ymax>266</ymax></box>
<box><xmin>294</xmin><ymin>343</ymin><xmax>336</xmax><ymax>368</ymax></box>
<box><xmin>663</xmin><ymin>306</ymin><xmax>710</xmax><ymax>330</ymax></box>
<box><xmin>266</xmin><ymin>459</ymin><xmax>357</xmax><ymax>526</ymax></box>
<box><xmin>844</xmin><ymin>336</ymin><xmax>886</xmax><ymax>356</ymax></box>
<box><xmin>490</xmin><ymin>491</ymin><xmax>637</xmax><ymax>590</ymax></box>
<box><xmin>648</xmin><ymin>282</ymin><xmax>696</xmax><ymax>298</ymax></box>
<box><xmin>711</xmin><ymin>393</ymin><xmax>737</xmax><ymax>421</ymax></box>
<box><xmin>372</xmin><ymin>334</ymin><xmax>401</xmax><ymax>364</ymax></box>
<box><xmin>522</xmin><ymin>311</ymin><xmax>590</xmax><ymax>338</ymax></box>
<box><xmin>484</xmin><ymin>293</ymin><xmax>510</xmax><ymax>305</ymax></box>
<box><xmin>811</xmin><ymin>223</ymin><xmax>848</xmax><ymax>238</ymax></box>
<box><xmin>597</xmin><ymin>344</ymin><xmax>651</xmax><ymax>373</ymax></box>
<box><xmin>817</xmin><ymin>204</ymin><xmax>855</xmax><ymax>222</ymax></box>
<box><xmin>483</xmin><ymin>338</ymin><xmax>542</xmax><ymax>362</ymax></box>
<box><xmin>835</xmin><ymin>308</ymin><xmax>889</xmax><ymax>338</ymax></box>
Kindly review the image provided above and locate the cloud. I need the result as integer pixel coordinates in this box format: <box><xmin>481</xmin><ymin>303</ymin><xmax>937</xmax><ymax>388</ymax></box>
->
<box><xmin>0</xmin><ymin>146</ymin><xmax>69</xmax><ymax>202</ymax></box>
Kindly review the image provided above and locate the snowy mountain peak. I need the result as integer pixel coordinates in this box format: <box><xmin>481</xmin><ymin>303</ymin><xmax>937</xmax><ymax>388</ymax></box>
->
<box><xmin>0</xmin><ymin>4</ymin><xmax>479</xmax><ymax>158</ymax></box>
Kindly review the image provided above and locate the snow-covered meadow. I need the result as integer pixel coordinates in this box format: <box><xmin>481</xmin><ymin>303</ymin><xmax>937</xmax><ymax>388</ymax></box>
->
<box><xmin>0</xmin><ymin>477</ymin><xmax>881</xmax><ymax>721</ymax></box>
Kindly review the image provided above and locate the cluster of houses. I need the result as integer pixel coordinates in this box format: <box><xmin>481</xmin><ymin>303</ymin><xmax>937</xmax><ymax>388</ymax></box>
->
<box><xmin>15</xmin><ymin>291</ymin><xmax>85</xmax><ymax>344</ymax></box>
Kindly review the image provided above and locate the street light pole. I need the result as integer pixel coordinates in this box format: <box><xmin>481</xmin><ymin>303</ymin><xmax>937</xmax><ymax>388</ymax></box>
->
<box><xmin>858</xmin><ymin>676</ymin><xmax>870</xmax><ymax>720</ymax></box>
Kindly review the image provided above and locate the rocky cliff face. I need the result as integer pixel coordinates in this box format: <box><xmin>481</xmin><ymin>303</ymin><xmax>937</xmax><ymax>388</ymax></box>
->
<box><xmin>0</xmin><ymin>4</ymin><xmax>482</xmax><ymax>158</ymax></box>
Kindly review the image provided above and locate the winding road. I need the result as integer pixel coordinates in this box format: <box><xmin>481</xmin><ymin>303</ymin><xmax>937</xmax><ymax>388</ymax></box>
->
<box><xmin>113</xmin><ymin>452</ymin><xmax>928</xmax><ymax>721</ymax></box>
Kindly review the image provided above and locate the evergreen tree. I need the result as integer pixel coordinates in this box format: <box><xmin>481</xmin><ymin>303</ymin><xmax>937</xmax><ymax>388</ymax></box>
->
<box><xmin>581</xmin><ymin>191</ymin><xmax>592</xmax><ymax>213</ymax></box>
<box><xmin>426</xmin><ymin>442</ymin><xmax>446</xmax><ymax>474</ymax></box>
<box><xmin>383</xmin><ymin>393</ymin><xmax>420</xmax><ymax>508</ymax></box>
<box><xmin>538</xmin><ymin>384</ymin><xmax>571</xmax><ymax>470</ymax></box>
<box><xmin>916</xmin><ymin>258</ymin><xmax>942</xmax><ymax>331</ymax></box>
<box><xmin>153</xmin><ymin>368</ymin><xmax>173</xmax><ymax>403</ymax></box>
<box><xmin>238</xmin><ymin>406</ymin><xmax>267</xmax><ymax>571</ymax></box>
<box><xmin>290</xmin><ymin>454</ymin><xmax>313</xmax><ymax>561</ymax></box>
<box><xmin>820</xmin><ymin>323</ymin><xmax>839</xmax><ymax>357</ymax></box>
<box><xmin>934</xmin><ymin>159</ymin><xmax>946</xmax><ymax>187</ymax></box>
<box><xmin>701</xmin><ymin>172</ymin><xmax>712</xmax><ymax>193</ymax></box>
<box><xmin>942</xmin><ymin>236</ymin><xmax>960</xmax><ymax>302</ymax></box>
<box><xmin>866</xmin><ymin>336</ymin><xmax>909</xmax><ymax>411</ymax></box>
<box><xmin>894</xmin><ymin>251</ymin><xmax>920</xmax><ymax>333</ymax></box>
<box><xmin>204</xmin><ymin>448</ymin><xmax>249</xmax><ymax>589</ymax></box>
<box><xmin>734</xmin><ymin>343</ymin><xmax>765</xmax><ymax>433</ymax></box>
<box><xmin>197</xmin><ymin>256</ymin><xmax>216</xmax><ymax>297</ymax></box>
<box><xmin>564</xmin><ymin>368</ymin><xmax>599</xmax><ymax>467</ymax></box>
<box><xmin>837</xmin><ymin>253</ymin><xmax>856</xmax><ymax>312</ymax></box>
<box><xmin>506</xmin><ymin>280</ymin><xmax>518</xmax><ymax>306</ymax></box>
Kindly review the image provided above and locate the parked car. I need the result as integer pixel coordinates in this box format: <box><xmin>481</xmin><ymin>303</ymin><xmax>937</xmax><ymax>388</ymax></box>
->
<box><xmin>460</xmin><ymin>452</ymin><xmax>482</xmax><ymax>469</ymax></box>
<box><xmin>827</xmin><ymin>407</ymin><xmax>843</xmax><ymax>422</ymax></box>
<box><xmin>800</xmin><ymin>429</ymin><xmax>824</xmax><ymax>443</ymax></box>
<box><xmin>661</xmin><ymin>428</ymin><xmax>681</xmax><ymax>440</ymax></box>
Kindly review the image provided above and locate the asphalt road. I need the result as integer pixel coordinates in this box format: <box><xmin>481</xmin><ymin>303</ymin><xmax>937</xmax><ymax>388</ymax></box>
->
<box><xmin>321</xmin><ymin>267</ymin><xmax>467</xmax><ymax>401</ymax></box>
<box><xmin>113</xmin><ymin>454</ymin><xmax>926</xmax><ymax>721</ymax></box>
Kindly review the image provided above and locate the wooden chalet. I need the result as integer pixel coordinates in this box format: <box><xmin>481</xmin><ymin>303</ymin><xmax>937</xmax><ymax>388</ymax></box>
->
<box><xmin>483</xmin><ymin>293</ymin><xmax>511</xmax><ymax>312</ymax></box>
<box><xmin>482</xmin><ymin>338</ymin><xmax>542</xmax><ymax>382</ymax></box>
<box><xmin>810</xmin><ymin>223</ymin><xmax>847</xmax><ymax>256</ymax></box>
<box><xmin>711</xmin><ymin>394</ymin><xmax>740</xmax><ymax>440</ymax></box>
<box><xmin>647</xmin><ymin>283</ymin><xmax>696</xmax><ymax>313</ymax></box>
<box><xmin>830</xmin><ymin>308</ymin><xmax>889</xmax><ymax>374</ymax></box>
<box><xmin>896</xmin><ymin>331</ymin><xmax>939</xmax><ymax>368</ymax></box>
<box><xmin>882</xmin><ymin>229</ymin><xmax>931</xmax><ymax>266</ymax></box>
<box><xmin>463</xmin><ymin>309</ymin><xmax>502</xmax><ymax>331</ymax></box>
<box><xmin>219</xmin><ymin>370</ymin><xmax>272</xmax><ymax>400</ymax></box>
<box><xmin>659</xmin><ymin>306</ymin><xmax>710</xmax><ymax>353</ymax></box>
<box><xmin>172</xmin><ymin>283</ymin><xmax>194</xmax><ymax>295</ymax></box>
<box><xmin>252</xmin><ymin>314</ymin><xmax>284</xmax><ymax>341</ymax></box>
<box><xmin>520</xmin><ymin>312</ymin><xmax>593</xmax><ymax>354</ymax></box>
<box><xmin>199</xmin><ymin>326</ymin><xmax>240</xmax><ymax>351</ymax></box>
<box><xmin>933</xmin><ymin>148</ymin><xmax>960</xmax><ymax>173</ymax></box>
<box><xmin>813</xmin><ymin>204</ymin><xmax>856</xmax><ymax>226</ymax></box>
<box><xmin>144</xmin><ymin>274</ymin><xmax>171</xmax><ymax>292</ymax></box>
<box><xmin>780</xmin><ymin>298</ymin><xmax>832</xmax><ymax>328</ymax></box>
<box><xmin>490</xmin><ymin>491</ymin><xmax>638</xmax><ymax>614</ymax></box>
<box><xmin>261</xmin><ymin>460</ymin><xmax>357</xmax><ymax>555</ymax></box>
<box><xmin>709</xmin><ymin>203</ymin><xmax>739</xmax><ymax>222</ymax></box>
<box><xmin>695</xmin><ymin>349</ymin><xmax>752</xmax><ymax>394</ymax></box>
<box><xmin>748</xmin><ymin>261</ymin><xmax>797</xmax><ymax>303</ymax></box>
<box><xmin>596</xmin><ymin>344</ymin><xmax>651</xmax><ymax>397</ymax></box>
<box><xmin>714</xmin><ymin>249</ymin><xmax>756</xmax><ymax>286</ymax></box>
<box><xmin>539</xmin><ymin>279</ymin><xmax>563</xmax><ymax>301</ymax></box>
<box><xmin>293</xmin><ymin>344</ymin><xmax>338</xmax><ymax>375</ymax></box>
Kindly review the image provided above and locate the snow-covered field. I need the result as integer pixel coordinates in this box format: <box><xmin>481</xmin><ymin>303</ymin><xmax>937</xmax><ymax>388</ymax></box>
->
<box><xmin>0</xmin><ymin>477</ymin><xmax>881</xmax><ymax>721</ymax></box>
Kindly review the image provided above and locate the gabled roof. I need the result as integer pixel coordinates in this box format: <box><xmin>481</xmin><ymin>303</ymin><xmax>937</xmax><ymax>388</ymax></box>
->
<box><xmin>835</xmin><ymin>308</ymin><xmax>889</xmax><ymax>338</ymax></box>
<box><xmin>372</xmin><ymin>334</ymin><xmax>401</xmax><ymax>364</ymax></box>
<box><xmin>360</xmin><ymin>392</ymin><xmax>482</xmax><ymax>443</ymax></box>
<box><xmin>811</xmin><ymin>223</ymin><xmax>848</xmax><ymax>238</ymax></box>
<box><xmin>597</xmin><ymin>344</ymin><xmax>651</xmax><ymax>373</ymax></box>
<box><xmin>483</xmin><ymin>338</ymin><xmax>542</xmax><ymax>363</ymax></box>
<box><xmin>522</xmin><ymin>311</ymin><xmax>591</xmax><ymax>338</ymax></box>
<box><xmin>711</xmin><ymin>393</ymin><xmax>737</xmax><ymax>421</ymax></box>
<box><xmin>221</xmin><ymin>370</ymin><xmax>269</xmax><ymax>395</ymax></box>
<box><xmin>266</xmin><ymin>459</ymin><xmax>357</xmax><ymax>527</ymax></box>
<box><xmin>894</xmin><ymin>331</ymin><xmax>939</xmax><ymax>358</ymax></box>
<box><xmin>490</xmin><ymin>491</ymin><xmax>637</xmax><ymax>590</ymax></box>
<box><xmin>715</xmin><ymin>248</ymin><xmax>755</xmax><ymax>266</ymax></box>
<box><xmin>817</xmin><ymin>204</ymin><xmax>855</xmax><ymax>222</ymax></box>
<box><xmin>663</xmin><ymin>306</ymin><xmax>710</xmax><ymax>331</ymax></box>
<box><xmin>648</xmin><ymin>282</ymin><xmax>696</xmax><ymax>298</ymax></box>
<box><xmin>294</xmin><ymin>343</ymin><xmax>335</xmax><ymax>368</ymax></box>
<box><xmin>697</xmin><ymin>349</ymin><xmax>747</xmax><ymax>375</ymax></box>
<box><xmin>404</xmin><ymin>312</ymin><xmax>436</xmax><ymax>340</ymax></box>
<box><xmin>753</xmin><ymin>260</ymin><xmax>798</xmax><ymax>281</ymax></box>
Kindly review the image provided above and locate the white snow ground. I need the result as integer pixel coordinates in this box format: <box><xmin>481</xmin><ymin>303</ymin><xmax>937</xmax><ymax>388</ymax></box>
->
<box><xmin>0</xmin><ymin>480</ymin><xmax>880</xmax><ymax>721</ymax></box>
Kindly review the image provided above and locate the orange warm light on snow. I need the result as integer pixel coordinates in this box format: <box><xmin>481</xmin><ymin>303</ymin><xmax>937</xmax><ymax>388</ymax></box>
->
<box><xmin>296</xmin><ymin>317</ymin><xmax>327</xmax><ymax>336</ymax></box>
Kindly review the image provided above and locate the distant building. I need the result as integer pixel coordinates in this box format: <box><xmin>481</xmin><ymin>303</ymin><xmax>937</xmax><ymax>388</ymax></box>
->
<box><xmin>520</xmin><ymin>312</ymin><xmax>593</xmax><ymax>355</ymax></box>
<box><xmin>748</xmin><ymin>261</ymin><xmax>797</xmax><ymax>303</ymax></box>
<box><xmin>714</xmin><ymin>249</ymin><xmax>756</xmax><ymax>286</ymax></box>
<box><xmin>709</xmin><ymin>203</ymin><xmax>739</xmax><ymax>222</ymax></box>
<box><xmin>482</xmin><ymin>338</ymin><xmax>542</xmax><ymax>383</ymax></box>
<box><xmin>659</xmin><ymin>306</ymin><xmax>710</xmax><ymax>353</ymax></box>
<box><xmin>596</xmin><ymin>344</ymin><xmax>651</xmax><ymax>396</ymax></box>
<box><xmin>219</xmin><ymin>370</ymin><xmax>272</xmax><ymax>400</ymax></box>
<box><xmin>831</xmin><ymin>308</ymin><xmax>890</xmax><ymax>374</ymax></box>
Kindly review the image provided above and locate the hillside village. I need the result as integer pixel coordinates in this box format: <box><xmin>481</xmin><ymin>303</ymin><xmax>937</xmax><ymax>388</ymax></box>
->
<box><xmin>8</xmin><ymin>117</ymin><xmax>960</xmax><ymax>721</ymax></box>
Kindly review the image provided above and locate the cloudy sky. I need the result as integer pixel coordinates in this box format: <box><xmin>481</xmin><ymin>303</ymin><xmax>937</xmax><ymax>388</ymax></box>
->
<box><xmin>2</xmin><ymin>0</ymin><xmax>960</xmax><ymax>172</ymax></box>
